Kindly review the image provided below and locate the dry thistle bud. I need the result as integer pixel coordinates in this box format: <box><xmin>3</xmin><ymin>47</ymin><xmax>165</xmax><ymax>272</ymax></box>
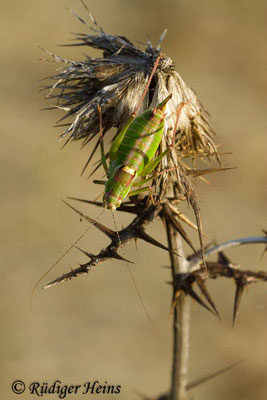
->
<box><xmin>42</xmin><ymin>5</ymin><xmax>224</xmax><ymax>271</ymax></box>
<box><xmin>43</xmin><ymin>7</ymin><xmax>220</xmax><ymax>183</ymax></box>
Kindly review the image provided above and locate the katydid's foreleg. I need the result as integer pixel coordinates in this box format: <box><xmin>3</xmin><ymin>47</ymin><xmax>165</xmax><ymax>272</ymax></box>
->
<box><xmin>97</xmin><ymin>104</ymin><xmax>109</xmax><ymax>175</ymax></box>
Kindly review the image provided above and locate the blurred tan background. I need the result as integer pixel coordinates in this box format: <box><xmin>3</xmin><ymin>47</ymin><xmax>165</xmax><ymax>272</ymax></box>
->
<box><xmin>1</xmin><ymin>0</ymin><xmax>266</xmax><ymax>399</ymax></box>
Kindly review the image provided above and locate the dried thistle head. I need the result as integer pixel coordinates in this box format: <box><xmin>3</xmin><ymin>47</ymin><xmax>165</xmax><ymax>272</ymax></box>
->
<box><xmin>42</xmin><ymin>6</ymin><xmax>224</xmax><ymax>262</ymax></box>
<box><xmin>43</xmin><ymin>9</ymin><xmax>220</xmax><ymax>178</ymax></box>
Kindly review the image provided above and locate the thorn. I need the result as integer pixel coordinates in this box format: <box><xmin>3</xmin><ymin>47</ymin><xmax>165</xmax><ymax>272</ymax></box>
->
<box><xmin>74</xmin><ymin>245</ymin><xmax>94</xmax><ymax>259</ymax></box>
<box><xmin>62</xmin><ymin>200</ymin><xmax>115</xmax><ymax>239</ymax></box>
<box><xmin>188</xmin><ymin>167</ymin><xmax>236</xmax><ymax>178</ymax></box>
<box><xmin>81</xmin><ymin>137</ymin><xmax>101</xmax><ymax>175</ymax></box>
<box><xmin>187</xmin><ymin>360</ymin><xmax>242</xmax><ymax>390</ymax></box>
<box><xmin>167</xmin><ymin>203</ymin><xmax>203</xmax><ymax>234</ymax></box>
<box><xmin>197</xmin><ymin>280</ymin><xmax>221</xmax><ymax>320</ymax></box>
<box><xmin>67</xmin><ymin>197</ymin><xmax>103</xmax><ymax>208</ymax></box>
<box><xmin>137</xmin><ymin>227</ymin><xmax>180</xmax><ymax>256</ymax></box>
<box><xmin>65</xmin><ymin>6</ymin><xmax>87</xmax><ymax>25</ymax></box>
<box><xmin>232</xmin><ymin>280</ymin><xmax>246</xmax><ymax>327</ymax></box>
<box><xmin>218</xmin><ymin>251</ymin><xmax>232</xmax><ymax>266</ymax></box>
<box><xmin>87</xmin><ymin>160</ymin><xmax>103</xmax><ymax>179</ymax></box>
<box><xmin>164</xmin><ymin>208</ymin><xmax>197</xmax><ymax>254</ymax></box>
<box><xmin>187</xmin><ymin>285</ymin><xmax>217</xmax><ymax>317</ymax></box>
<box><xmin>111</xmin><ymin>250</ymin><xmax>134</xmax><ymax>264</ymax></box>
<box><xmin>188</xmin><ymin>192</ymin><xmax>207</xmax><ymax>271</ymax></box>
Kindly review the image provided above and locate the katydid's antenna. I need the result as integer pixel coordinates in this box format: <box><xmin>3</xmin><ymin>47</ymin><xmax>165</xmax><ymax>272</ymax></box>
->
<box><xmin>30</xmin><ymin>205</ymin><xmax>105</xmax><ymax>313</ymax></box>
<box><xmin>111</xmin><ymin>210</ymin><xmax>154</xmax><ymax>328</ymax></box>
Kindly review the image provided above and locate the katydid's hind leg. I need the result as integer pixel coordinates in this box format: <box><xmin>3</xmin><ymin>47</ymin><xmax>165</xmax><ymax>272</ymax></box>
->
<box><xmin>139</xmin><ymin>148</ymin><xmax>170</xmax><ymax>178</ymax></box>
<box><xmin>97</xmin><ymin>104</ymin><xmax>109</xmax><ymax>175</ymax></box>
<box><xmin>133</xmin><ymin>150</ymin><xmax>179</xmax><ymax>189</ymax></box>
<box><xmin>134</xmin><ymin>165</ymin><xmax>182</xmax><ymax>190</ymax></box>
<box><xmin>128</xmin><ymin>186</ymin><xmax>152</xmax><ymax>197</ymax></box>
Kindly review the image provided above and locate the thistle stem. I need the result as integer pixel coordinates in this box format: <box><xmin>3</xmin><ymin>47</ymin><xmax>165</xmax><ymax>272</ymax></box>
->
<box><xmin>166</xmin><ymin>221</ymin><xmax>190</xmax><ymax>400</ymax></box>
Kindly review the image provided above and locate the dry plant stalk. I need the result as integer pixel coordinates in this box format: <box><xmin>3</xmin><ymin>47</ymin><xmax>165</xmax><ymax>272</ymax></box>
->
<box><xmin>42</xmin><ymin>5</ymin><xmax>267</xmax><ymax>400</ymax></box>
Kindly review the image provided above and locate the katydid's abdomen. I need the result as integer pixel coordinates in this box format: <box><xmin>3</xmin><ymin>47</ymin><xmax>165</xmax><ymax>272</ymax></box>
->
<box><xmin>103</xmin><ymin>95</ymin><xmax>172</xmax><ymax>210</ymax></box>
<box><xmin>117</xmin><ymin>109</ymin><xmax>164</xmax><ymax>171</ymax></box>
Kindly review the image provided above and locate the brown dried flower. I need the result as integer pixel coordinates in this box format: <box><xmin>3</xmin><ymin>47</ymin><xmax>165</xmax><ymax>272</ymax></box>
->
<box><xmin>42</xmin><ymin>7</ymin><xmax>225</xmax><ymax>266</ymax></box>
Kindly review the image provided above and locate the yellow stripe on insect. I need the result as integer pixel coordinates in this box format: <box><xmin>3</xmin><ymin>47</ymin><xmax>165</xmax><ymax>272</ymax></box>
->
<box><xmin>122</xmin><ymin>166</ymin><xmax>135</xmax><ymax>175</ymax></box>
